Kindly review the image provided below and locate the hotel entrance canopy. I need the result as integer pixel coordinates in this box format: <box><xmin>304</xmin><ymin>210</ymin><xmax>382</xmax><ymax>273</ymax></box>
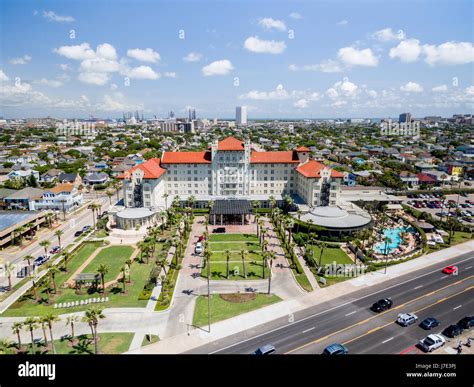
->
<box><xmin>210</xmin><ymin>199</ymin><xmax>253</xmax><ymax>225</ymax></box>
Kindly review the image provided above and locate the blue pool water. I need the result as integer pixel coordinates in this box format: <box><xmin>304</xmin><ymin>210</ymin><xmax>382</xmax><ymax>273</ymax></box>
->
<box><xmin>374</xmin><ymin>226</ymin><xmax>415</xmax><ymax>254</ymax></box>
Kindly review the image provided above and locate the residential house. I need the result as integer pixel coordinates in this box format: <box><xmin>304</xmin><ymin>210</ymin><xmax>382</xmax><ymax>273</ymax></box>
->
<box><xmin>40</xmin><ymin>168</ymin><xmax>63</xmax><ymax>183</ymax></box>
<box><xmin>83</xmin><ymin>172</ymin><xmax>109</xmax><ymax>185</ymax></box>
<box><xmin>4</xmin><ymin>187</ymin><xmax>44</xmax><ymax>210</ymax></box>
<box><xmin>58</xmin><ymin>173</ymin><xmax>82</xmax><ymax>186</ymax></box>
<box><xmin>33</xmin><ymin>183</ymin><xmax>83</xmax><ymax>212</ymax></box>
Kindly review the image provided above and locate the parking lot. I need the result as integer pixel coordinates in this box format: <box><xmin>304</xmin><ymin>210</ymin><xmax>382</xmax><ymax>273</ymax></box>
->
<box><xmin>400</xmin><ymin>192</ymin><xmax>474</xmax><ymax>225</ymax></box>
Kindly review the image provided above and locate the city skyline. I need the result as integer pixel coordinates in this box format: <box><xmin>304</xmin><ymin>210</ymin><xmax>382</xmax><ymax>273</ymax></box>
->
<box><xmin>0</xmin><ymin>0</ymin><xmax>473</xmax><ymax>119</ymax></box>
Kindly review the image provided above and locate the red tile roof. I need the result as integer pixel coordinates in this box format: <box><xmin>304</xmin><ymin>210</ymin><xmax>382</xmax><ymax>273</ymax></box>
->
<box><xmin>161</xmin><ymin>151</ymin><xmax>212</xmax><ymax>164</ymax></box>
<box><xmin>117</xmin><ymin>158</ymin><xmax>167</xmax><ymax>179</ymax></box>
<box><xmin>416</xmin><ymin>173</ymin><xmax>437</xmax><ymax>183</ymax></box>
<box><xmin>250</xmin><ymin>151</ymin><xmax>300</xmax><ymax>164</ymax></box>
<box><xmin>295</xmin><ymin>146</ymin><xmax>310</xmax><ymax>152</ymax></box>
<box><xmin>296</xmin><ymin>160</ymin><xmax>344</xmax><ymax>178</ymax></box>
<box><xmin>218</xmin><ymin>136</ymin><xmax>244</xmax><ymax>151</ymax></box>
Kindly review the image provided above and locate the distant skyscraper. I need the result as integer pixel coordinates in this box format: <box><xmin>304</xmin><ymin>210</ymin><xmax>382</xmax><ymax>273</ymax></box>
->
<box><xmin>399</xmin><ymin>112</ymin><xmax>412</xmax><ymax>123</ymax></box>
<box><xmin>236</xmin><ymin>106</ymin><xmax>248</xmax><ymax>125</ymax></box>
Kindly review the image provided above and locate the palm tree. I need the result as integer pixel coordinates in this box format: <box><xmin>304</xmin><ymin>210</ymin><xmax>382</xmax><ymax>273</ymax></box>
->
<box><xmin>225</xmin><ymin>249</ymin><xmax>231</xmax><ymax>279</ymax></box>
<box><xmin>162</xmin><ymin>193</ymin><xmax>169</xmax><ymax>210</ymax></box>
<box><xmin>296</xmin><ymin>209</ymin><xmax>302</xmax><ymax>233</ymax></box>
<box><xmin>97</xmin><ymin>264</ymin><xmax>109</xmax><ymax>293</ymax></box>
<box><xmin>39</xmin><ymin>240</ymin><xmax>50</xmax><ymax>257</ymax></box>
<box><xmin>125</xmin><ymin>259</ymin><xmax>132</xmax><ymax>283</ymax></box>
<box><xmin>241</xmin><ymin>250</ymin><xmax>248</xmax><ymax>279</ymax></box>
<box><xmin>11</xmin><ymin>322</ymin><xmax>23</xmax><ymax>351</ymax></box>
<box><xmin>46</xmin><ymin>263</ymin><xmax>60</xmax><ymax>293</ymax></box>
<box><xmin>4</xmin><ymin>262</ymin><xmax>14</xmax><ymax>290</ymax></box>
<box><xmin>29</xmin><ymin>273</ymin><xmax>38</xmax><ymax>301</ymax></box>
<box><xmin>24</xmin><ymin>317</ymin><xmax>39</xmax><ymax>355</ymax></box>
<box><xmin>106</xmin><ymin>190</ymin><xmax>114</xmax><ymax>205</ymax></box>
<box><xmin>267</xmin><ymin>251</ymin><xmax>275</xmax><ymax>293</ymax></box>
<box><xmin>120</xmin><ymin>266</ymin><xmax>127</xmax><ymax>293</ymax></box>
<box><xmin>203</xmin><ymin>246</ymin><xmax>211</xmax><ymax>270</ymax></box>
<box><xmin>23</xmin><ymin>254</ymin><xmax>33</xmax><ymax>267</ymax></box>
<box><xmin>262</xmin><ymin>251</ymin><xmax>268</xmax><ymax>279</ymax></box>
<box><xmin>112</xmin><ymin>180</ymin><xmax>121</xmax><ymax>201</ymax></box>
<box><xmin>43</xmin><ymin>314</ymin><xmax>60</xmax><ymax>354</ymax></box>
<box><xmin>82</xmin><ymin>307</ymin><xmax>105</xmax><ymax>354</ymax></box>
<box><xmin>62</xmin><ymin>251</ymin><xmax>72</xmax><ymax>272</ymax></box>
<box><xmin>15</xmin><ymin>226</ymin><xmax>26</xmax><ymax>247</ymax></box>
<box><xmin>66</xmin><ymin>315</ymin><xmax>79</xmax><ymax>339</ymax></box>
<box><xmin>54</xmin><ymin>230</ymin><xmax>64</xmax><ymax>248</ymax></box>
<box><xmin>307</xmin><ymin>219</ymin><xmax>314</xmax><ymax>236</ymax></box>
<box><xmin>88</xmin><ymin>203</ymin><xmax>101</xmax><ymax>228</ymax></box>
<box><xmin>317</xmin><ymin>241</ymin><xmax>327</xmax><ymax>268</ymax></box>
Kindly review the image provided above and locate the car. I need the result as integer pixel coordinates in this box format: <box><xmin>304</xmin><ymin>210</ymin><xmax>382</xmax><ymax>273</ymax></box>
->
<box><xmin>17</xmin><ymin>265</ymin><xmax>32</xmax><ymax>278</ymax></box>
<box><xmin>371</xmin><ymin>298</ymin><xmax>393</xmax><ymax>313</ymax></box>
<box><xmin>194</xmin><ymin>242</ymin><xmax>203</xmax><ymax>255</ymax></box>
<box><xmin>397</xmin><ymin>313</ymin><xmax>418</xmax><ymax>327</ymax></box>
<box><xmin>442</xmin><ymin>265</ymin><xmax>458</xmax><ymax>275</ymax></box>
<box><xmin>74</xmin><ymin>230</ymin><xmax>83</xmax><ymax>237</ymax></box>
<box><xmin>33</xmin><ymin>256</ymin><xmax>47</xmax><ymax>267</ymax></box>
<box><xmin>254</xmin><ymin>344</ymin><xmax>276</xmax><ymax>355</ymax></box>
<box><xmin>322</xmin><ymin>343</ymin><xmax>348</xmax><ymax>355</ymax></box>
<box><xmin>197</xmin><ymin>235</ymin><xmax>205</xmax><ymax>242</ymax></box>
<box><xmin>82</xmin><ymin>225</ymin><xmax>91</xmax><ymax>232</ymax></box>
<box><xmin>49</xmin><ymin>246</ymin><xmax>61</xmax><ymax>254</ymax></box>
<box><xmin>458</xmin><ymin>316</ymin><xmax>474</xmax><ymax>329</ymax></box>
<box><xmin>442</xmin><ymin>324</ymin><xmax>464</xmax><ymax>338</ymax></box>
<box><xmin>418</xmin><ymin>334</ymin><xmax>446</xmax><ymax>352</ymax></box>
<box><xmin>419</xmin><ymin>317</ymin><xmax>440</xmax><ymax>330</ymax></box>
<box><xmin>212</xmin><ymin>227</ymin><xmax>226</xmax><ymax>233</ymax></box>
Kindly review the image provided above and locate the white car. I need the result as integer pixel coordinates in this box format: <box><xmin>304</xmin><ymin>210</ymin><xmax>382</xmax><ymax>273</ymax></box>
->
<box><xmin>194</xmin><ymin>242</ymin><xmax>202</xmax><ymax>255</ymax></box>
<box><xmin>418</xmin><ymin>334</ymin><xmax>446</xmax><ymax>352</ymax></box>
<box><xmin>397</xmin><ymin>313</ymin><xmax>418</xmax><ymax>327</ymax></box>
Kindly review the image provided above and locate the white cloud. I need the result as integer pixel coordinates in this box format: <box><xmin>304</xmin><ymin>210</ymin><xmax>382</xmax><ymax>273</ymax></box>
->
<box><xmin>244</xmin><ymin>36</ymin><xmax>286</xmax><ymax>54</ymax></box>
<box><xmin>289</xmin><ymin>59</ymin><xmax>342</xmax><ymax>73</ymax></box>
<box><xmin>127</xmin><ymin>48</ymin><xmax>161</xmax><ymax>63</ymax></box>
<box><xmin>34</xmin><ymin>78</ymin><xmax>63</xmax><ymax>88</ymax></box>
<box><xmin>465</xmin><ymin>86</ymin><xmax>474</xmax><ymax>95</ymax></box>
<box><xmin>42</xmin><ymin>10</ymin><xmax>74</xmax><ymax>23</ymax></box>
<box><xmin>59</xmin><ymin>64</ymin><xmax>71</xmax><ymax>71</ymax></box>
<box><xmin>239</xmin><ymin>84</ymin><xmax>321</xmax><ymax>102</ymax></box>
<box><xmin>183</xmin><ymin>52</ymin><xmax>203</xmax><ymax>62</ymax></box>
<box><xmin>289</xmin><ymin>12</ymin><xmax>302</xmax><ymax>20</ymax></box>
<box><xmin>78</xmin><ymin>72</ymin><xmax>110</xmax><ymax>86</ymax></box>
<box><xmin>9</xmin><ymin>55</ymin><xmax>32</xmax><ymax>65</ymax></box>
<box><xmin>294</xmin><ymin>99</ymin><xmax>309</xmax><ymax>108</ymax></box>
<box><xmin>54</xmin><ymin>43</ymin><xmax>96</xmax><ymax>60</ymax></box>
<box><xmin>0</xmin><ymin>70</ymin><xmax>9</xmax><ymax>82</ymax></box>
<box><xmin>432</xmin><ymin>84</ymin><xmax>448</xmax><ymax>92</ymax></box>
<box><xmin>164</xmin><ymin>72</ymin><xmax>177</xmax><ymax>78</ymax></box>
<box><xmin>336</xmin><ymin>20</ymin><xmax>348</xmax><ymax>26</ymax></box>
<box><xmin>326</xmin><ymin>78</ymin><xmax>359</xmax><ymax>99</ymax></box>
<box><xmin>372</xmin><ymin>28</ymin><xmax>406</xmax><ymax>42</ymax></box>
<box><xmin>123</xmin><ymin>65</ymin><xmax>160</xmax><ymax>80</ymax></box>
<box><xmin>400</xmin><ymin>82</ymin><xmax>423</xmax><ymax>93</ymax></box>
<box><xmin>110</xmin><ymin>83</ymin><xmax>118</xmax><ymax>91</ymax></box>
<box><xmin>79</xmin><ymin>57</ymin><xmax>120</xmax><ymax>73</ymax></box>
<box><xmin>96</xmin><ymin>93</ymin><xmax>143</xmax><ymax>112</ymax></box>
<box><xmin>258</xmin><ymin>17</ymin><xmax>287</xmax><ymax>31</ymax></box>
<box><xmin>201</xmin><ymin>59</ymin><xmax>234</xmax><ymax>76</ymax></box>
<box><xmin>422</xmin><ymin>41</ymin><xmax>474</xmax><ymax>65</ymax></box>
<box><xmin>96</xmin><ymin>43</ymin><xmax>117</xmax><ymax>60</ymax></box>
<box><xmin>389</xmin><ymin>39</ymin><xmax>422</xmax><ymax>63</ymax></box>
<box><xmin>337</xmin><ymin>47</ymin><xmax>378</xmax><ymax>67</ymax></box>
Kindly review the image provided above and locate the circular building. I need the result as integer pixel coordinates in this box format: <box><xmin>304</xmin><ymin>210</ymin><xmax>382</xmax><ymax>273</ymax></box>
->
<box><xmin>112</xmin><ymin>207</ymin><xmax>159</xmax><ymax>230</ymax></box>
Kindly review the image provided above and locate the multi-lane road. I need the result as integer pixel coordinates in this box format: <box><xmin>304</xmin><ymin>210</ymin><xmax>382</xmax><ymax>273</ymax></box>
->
<box><xmin>189</xmin><ymin>252</ymin><xmax>474</xmax><ymax>354</ymax></box>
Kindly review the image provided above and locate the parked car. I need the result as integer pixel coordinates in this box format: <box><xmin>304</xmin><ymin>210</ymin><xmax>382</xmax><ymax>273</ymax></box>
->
<box><xmin>82</xmin><ymin>225</ymin><xmax>91</xmax><ymax>232</ymax></box>
<box><xmin>254</xmin><ymin>344</ymin><xmax>276</xmax><ymax>355</ymax></box>
<box><xmin>322</xmin><ymin>343</ymin><xmax>348</xmax><ymax>355</ymax></box>
<box><xmin>458</xmin><ymin>316</ymin><xmax>474</xmax><ymax>329</ymax></box>
<box><xmin>195</xmin><ymin>242</ymin><xmax>203</xmax><ymax>255</ymax></box>
<box><xmin>442</xmin><ymin>324</ymin><xmax>464</xmax><ymax>338</ymax></box>
<box><xmin>50</xmin><ymin>246</ymin><xmax>61</xmax><ymax>254</ymax></box>
<box><xmin>212</xmin><ymin>227</ymin><xmax>226</xmax><ymax>233</ymax></box>
<box><xmin>442</xmin><ymin>265</ymin><xmax>458</xmax><ymax>275</ymax></box>
<box><xmin>397</xmin><ymin>313</ymin><xmax>418</xmax><ymax>327</ymax></box>
<box><xmin>371</xmin><ymin>298</ymin><xmax>393</xmax><ymax>313</ymax></box>
<box><xmin>33</xmin><ymin>256</ymin><xmax>47</xmax><ymax>267</ymax></box>
<box><xmin>74</xmin><ymin>230</ymin><xmax>83</xmax><ymax>237</ymax></box>
<box><xmin>419</xmin><ymin>317</ymin><xmax>440</xmax><ymax>330</ymax></box>
<box><xmin>418</xmin><ymin>334</ymin><xmax>446</xmax><ymax>352</ymax></box>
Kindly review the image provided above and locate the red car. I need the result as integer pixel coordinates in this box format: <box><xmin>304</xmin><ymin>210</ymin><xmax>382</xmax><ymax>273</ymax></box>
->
<box><xmin>442</xmin><ymin>265</ymin><xmax>458</xmax><ymax>275</ymax></box>
<box><xmin>197</xmin><ymin>235</ymin><xmax>205</xmax><ymax>242</ymax></box>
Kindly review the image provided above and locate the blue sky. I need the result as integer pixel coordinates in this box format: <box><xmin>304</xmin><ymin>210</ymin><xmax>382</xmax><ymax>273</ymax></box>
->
<box><xmin>0</xmin><ymin>0</ymin><xmax>473</xmax><ymax>119</ymax></box>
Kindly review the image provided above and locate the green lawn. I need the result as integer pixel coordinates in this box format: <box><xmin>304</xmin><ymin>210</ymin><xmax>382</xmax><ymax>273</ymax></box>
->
<box><xmin>201</xmin><ymin>261</ymin><xmax>270</xmax><ymax>280</ymax></box>
<box><xmin>208</xmin><ymin>233</ymin><xmax>259</xmax><ymax>242</ymax></box>
<box><xmin>209</xmin><ymin>241</ymin><xmax>261</xmax><ymax>252</ymax></box>
<box><xmin>450</xmin><ymin>231</ymin><xmax>472</xmax><ymax>245</ymax></box>
<box><xmin>210</xmin><ymin>250</ymin><xmax>262</xmax><ymax>261</ymax></box>
<box><xmin>310</xmin><ymin>246</ymin><xmax>353</xmax><ymax>266</ymax></box>
<box><xmin>141</xmin><ymin>334</ymin><xmax>159</xmax><ymax>347</ymax></box>
<box><xmin>193</xmin><ymin>293</ymin><xmax>281</xmax><ymax>327</ymax></box>
<box><xmin>82</xmin><ymin>245</ymin><xmax>134</xmax><ymax>281</ymax></box>
<box><xmin>20</xmin><ymin>333</ymin><xmax>134</xmax><ymax>354</ymax></box>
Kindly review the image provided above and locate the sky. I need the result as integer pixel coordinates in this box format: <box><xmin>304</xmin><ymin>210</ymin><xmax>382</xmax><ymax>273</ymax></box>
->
<box><xmin>0</xmin><ymin>0</ymin><xmax>473</xmax><ymax>119</ymax></box>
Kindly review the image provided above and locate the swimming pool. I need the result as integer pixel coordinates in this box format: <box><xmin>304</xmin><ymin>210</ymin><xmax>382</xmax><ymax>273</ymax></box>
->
<box><xmin>374</xmin><ymin>226</ymin><xmax>415</xmax><ymax>254</ymax></box>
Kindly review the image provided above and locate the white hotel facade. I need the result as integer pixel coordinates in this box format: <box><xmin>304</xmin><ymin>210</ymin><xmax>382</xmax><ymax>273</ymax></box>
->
<box><xmin>114</xmin><ymin>137</ymin><xmax>345</xmax><ymax>229</ymax></box>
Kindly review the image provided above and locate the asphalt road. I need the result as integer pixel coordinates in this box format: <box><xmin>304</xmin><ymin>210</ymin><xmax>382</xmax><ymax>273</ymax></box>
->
<box><xmin>188</xmin><ymin>251</ymin><xmax>474</xmax><ymax>354</ymax></box>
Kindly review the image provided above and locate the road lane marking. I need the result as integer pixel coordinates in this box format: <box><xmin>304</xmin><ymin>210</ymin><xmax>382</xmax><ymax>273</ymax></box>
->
<box><xmin>209</xmin><ymin>257</ymin><xmax>474</xmax><ymax>354</ymax></box>
<box><xmin>302</xmin><ymin>327</ymin><xmax>315</xmax><ymax>333</ymax></box>
<box><xmin>414</xmin><ymin>285</ymin><xmax>423</xmax><ymax>290</ymax></box>
<box><xmin>453</xmin><ymin>305</ymin><xmax>462</xmax><ymax>310</ymax></box>
<box><xmin>285</xmin><ymin>280</ymin><xmax>474</xmax><ymax>354</ymax></box>
<box><xmin>382</xmin><ymin>337</ymin><xmax>394</xmax><ymax>344</ymax></box>
<box><xmin>465</xmin><ymin>266</ymin><xmax>472</xmax><ymax>270</ymax></box>
<box><xmin>345</xmin><ymin>311</ymin><xmax>357</xmax><ymax>316</ymax></box>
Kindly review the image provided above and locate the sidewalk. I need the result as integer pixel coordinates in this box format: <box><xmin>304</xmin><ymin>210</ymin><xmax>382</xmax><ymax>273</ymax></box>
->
<box><xmin>128</xmin><ymin>239</ymin><xmax>474</xmax><ymax>354</ymax></box>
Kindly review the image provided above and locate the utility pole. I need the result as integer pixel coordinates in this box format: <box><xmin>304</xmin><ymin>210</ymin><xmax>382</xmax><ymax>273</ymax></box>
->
<box><xmin>207</xmin><ymin>255</ymin><xmax>211</xmax><ymax>333</ymax></box>
<box><xmin>267</xmin><ymin>259</ymin><xmax>273</xmax><ymax>294</ymax></box>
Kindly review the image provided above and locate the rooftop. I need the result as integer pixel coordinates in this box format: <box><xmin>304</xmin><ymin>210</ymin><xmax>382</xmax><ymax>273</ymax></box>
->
<box><xmin>217</xmin><ymin>136</ymin><xmax>245</xmax><ymax>151</ymax></box>
<box><xmin>295</xmin><ymin>160</ymin><xmax>344</xmax><ymax>178</ymax></box>
<box><xmin>118</xmin><ymin>158</ymin><xmax>167</xmax><ymax>179</ymax></box>
<box><xmin>161</xmin><ymin>151</ymin><xmax>212</xmax><ymax>164</ymax></box>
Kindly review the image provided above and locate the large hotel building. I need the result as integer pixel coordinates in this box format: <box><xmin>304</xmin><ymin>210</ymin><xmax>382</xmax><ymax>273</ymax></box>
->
<box><xmin>114</xmin><ymin>136</ymin><xmax>345</xmax><ymax>229</ymax></box>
